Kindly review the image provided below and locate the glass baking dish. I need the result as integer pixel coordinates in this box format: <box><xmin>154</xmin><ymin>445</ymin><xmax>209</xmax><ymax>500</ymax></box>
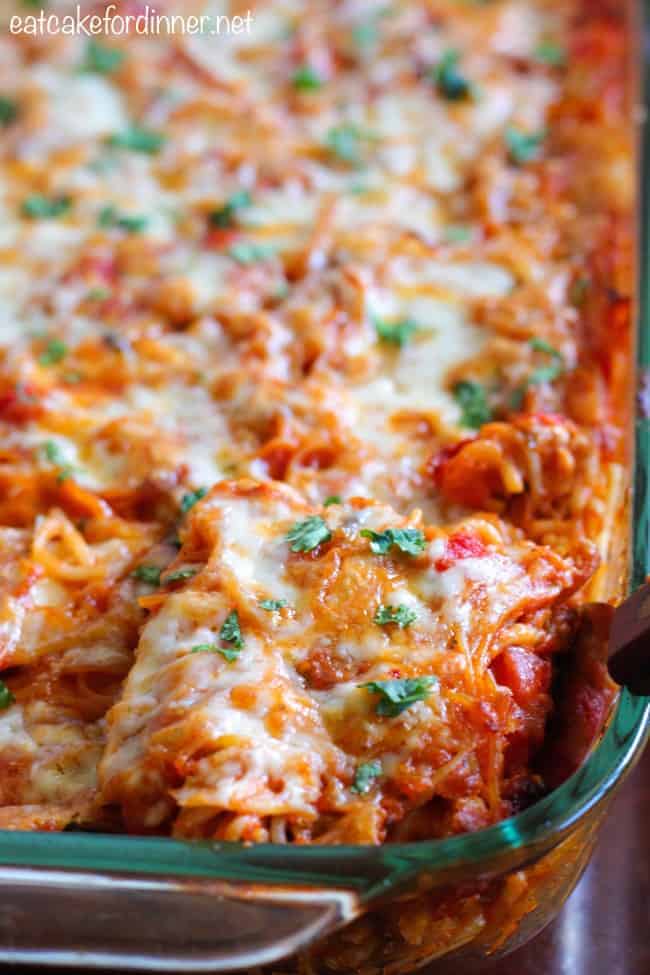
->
<box><xmin>0</xmin><ymin>4</ymin><xmax>649</xmax><ymax>973</ymax></box>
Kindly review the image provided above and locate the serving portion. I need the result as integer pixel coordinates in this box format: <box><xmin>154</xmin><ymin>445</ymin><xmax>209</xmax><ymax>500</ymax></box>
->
<box><xmin>0</xmin><ymin>0</ymin><xmax>632</xmax><ymax>851</ymax></box>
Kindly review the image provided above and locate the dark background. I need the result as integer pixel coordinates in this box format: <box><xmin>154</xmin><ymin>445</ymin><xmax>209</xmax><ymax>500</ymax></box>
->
<box><xmin>2</xmin><ymin>744</ymin><xmax>649</xmax><ymax>975</ymax></box>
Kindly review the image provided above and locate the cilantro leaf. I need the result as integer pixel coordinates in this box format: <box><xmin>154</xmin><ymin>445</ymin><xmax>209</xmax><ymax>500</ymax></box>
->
<box><xmin>292</xmin><ymin>65</ymin><xmax>323</xmax><ymax>91</ymax></box>
<box><xmin>209</xmin><ymin>190</ymin><xmax>252</xmax><ymax>228</ymax></box>
<box><xmin>132</xmin><ymin>565</ymin><xmax>162</xmax><ymax>585</ymax></box>
<box><xmin>432</xmin><ymin>49</ymin><xmax>472</xmax><ymax>101</ymax></box>
<box><xmin>0</xmin><ymin>681</ymin><xmax>15</xmax><ymax>710</ymax></box>
<box><xmin>360</xmin><ymin>677</ymin><xmax>437</xmax><ymax>717</ymax></box>
<box><xmin>22</xmin><ymin>194</ymin><xmax>71</xmax><ymax>219</ymax></box>
<box><xmin>259</xmin><ymin>598</ymin><xmax>288</xmax><ymax>611</ymax></box>
<box><xmin>453</xmin><ymin>380</ymin><xmax>492</xmax><ymax>429</ymax></box>
<box><xmin>0</xmin><ymin>96</ymin><xmax>18</xmax><ymax>126</ymax></box>
<box><xmin>108</xmin><ymin>126</ymin><xmax>166</xmax><ymax>154</ymax></box>
<box><xmin>323</xmin><ymin>495</ymin><xmax>342</xmax><ymax>507</ymax></box>
<box><xmin>38</xmin><ymin>338</ymin><xmax>67</xmax><ymax>366</ymax></box>
<box><xmin>98</xmin><ymin>204</ymin><xmax>148</xmax><ymax>234</ymax></box>
<box><xmin>165</xmin><ymin>568</ymin><xmax>198</xmax><ymax>584</ymax></box>
<box><xmin>535</xmin><ymin>40</ymin><xmax>565</xmax><ymax>67</ymax></box>
<box><xmin>505</xmin><ymin>127</ymin><xmax>545</xmax><ymax>165</ymax></box>
<box><xmin>219</xmin><ymin>609</ymin><xmax>244</xmax><ymax>651</ymax></box>
<box><xmin>286</xmin><ymin>516</ymin><xmax>332</xmax><ymax>553</ymax></box>
<box><xmin>228</xmin><ymin>241</ymin><xmax>274</xmax><ymax>264</ymax></box>
<box><xmin>82</xmin><ymin>40</ymin><xmax>125</xmax><ymax>74</ymax></box>
<box><xmin>351</xmin><ymin>759</ymin><xmax>382</xmax><ymax>794</ymax></box>
<box><xmin>374</xmin><ymin>604</ymin><xmax>418</xmax><ymax>628</ymax></box>
<box><xmin>444</xmin><ymin>224</ymin><xmax>472</xmax><ymax>243</ymax></box>
<box><xmin>361</xmin><ymin>527</ymin><xmax>426</xmax><ymax>556</ymax></box>
<box><xmin>190</xmin><ymin>642</ymin><xmax>239</xmax><ymax>663</ymax></box>
<box><xmin>373</xmin><ymin>316</ymin><xmax>418</xmax><ymax>348</ymax></box>
<box><xmin>180</xmin><ymin>487</ymin><xmax>207</xmax><ymax>514</ymax></box>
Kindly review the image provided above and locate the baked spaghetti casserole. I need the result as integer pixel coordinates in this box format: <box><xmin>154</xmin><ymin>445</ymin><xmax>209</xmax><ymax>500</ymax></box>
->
<box><xmin>0</xmin><ymin>0</ymin><xmax>633</xmax><ymax>869</ymax></box>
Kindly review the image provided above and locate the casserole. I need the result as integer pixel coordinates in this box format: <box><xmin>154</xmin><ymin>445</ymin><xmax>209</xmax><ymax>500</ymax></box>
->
<box><xmin>0</xmin><ymin>0</ymin><xmax>647</xmax><ymax>970</ymax></box>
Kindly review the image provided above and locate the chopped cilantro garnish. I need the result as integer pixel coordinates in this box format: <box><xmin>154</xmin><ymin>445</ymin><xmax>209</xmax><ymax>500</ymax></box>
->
<box><xmin>132</xmin><ymin>565</ymin><xmax>162</xmax><ymax>585</ymax></box>
<box><xmin>286</xmin><ymin>516</ymin><xmax>332</xmax><ymax>553</ymax></box>
<box><xmin>165</xmin><ymin>568</ymin><xmax>198</xmax><ymax>584</ymax></box>
<box><xmin>108</xmin><ymin>125</ymin><xmax>166</xmax><ymax>154</ymax></box>
<box><xmin>445</xmin><ymin>224</ymin><xmax>472</xmax><ymax>243</ymax></box>
<box><xmin>82</xmin><ymin>40</ymin><xmax>125</xmax><ymax>74</ymax></box>
<box><xmin>432</xmin><ymin>49</ymin><xmax>472</xmax><ymax>101</ymax></box>
<box><xmin>208</xmin><ymin>190</ymin><xmax>252</xmax><ymax>228</ymax></box>
<box><xmin>325</xmin><ymin>124</ymin><xmax>372</xmax><ymax>165</ymax></box>
<box><xmin>180</xmin><ymin>487</ymin><xmax>207</xmax><ymax>514</ymax></box>
<box><xmin>453</xmin><ymin>380</ymin><xmax>492</xmax><ymax>429</ymax></box>
<box><xmin>190</xmin><ymin>643</ymin><xmax>238</xmax><ymax>662</ymax></box>
<box><xmin>0</xmin><ymin>681</ymin><xmax>15</xmax><ymax>710</ymax></box>
<box><xmin>351</xmin><ymin>759</ymin><xmax>382</xmax><ymax>794</ymax></box>
<box><xmin>86</xmin><ymin>287</ymin><xmax>111</xmax><ymax>302</ymax></box>
<box><xmin>323</xmin><ymin>495</ymin><xmax>342</xmax><ymax>507</ymax></box>
<box><xmin>534</xmin><ymin>40</ymin><xmax>566</xmax><ymax>67</ymax></box>
<box><xmin>373</xmin><ymin>316</ymin><xmax>418</xmax><ymax>348</ymax></box>
<box><xmin>352</xmin><ymin>19</ymin><xmax>379</xmax><ymax>52</ymax></box>
<box><xmin>292</xmin><ymin>64</ymin><xmax>323</xmax><ymax>91</ymax></box>
<box><xmin>0</xmin><ymin>96</ymin><xmax>18</xmax><ymax>126</ymax></box>
<box><xmin>98</xmin><ymin>204</ymin><xmax>148</xmax><ymax>234</ymax></box>
<box><xmin>505</xmin><ymin>127</ymin><xmax>545</xmax><ymax>165</ymax></box>
<box><xmin>229</xmin><ymin>241</ymin><xmax>274</xmax><ymax>264</ymax></box>
<box><xmin>259</xmin><ymin>598</ymin><xmax>288</xmax><ymax>611</ymax></box>
<box><xmin>22</xmin><ymin>194</ymin><xmax>71</xmax><ymax>219</ymax></box>
<box><xmin>360</xmin><ymin>677</ymin><xmax>437</xmax><ymax>717</ymax></box>
<box><xmin>38</xmin><ymin>338</ymin><xmax>67</xmax><ymax>366</ymax></box>
<box><xmin>374</xmin><ymin>604</ymin><xmax>418</xmax><ymax>628</ymax></box>
<box><xmin>527</xmin><ymin>337</ymin><xmax>564</xmax><ymax>385</ymax></box>
<box><xmin>360</xmin><ymin>527</ymin><xmax>426</xmax><ymax>556</ymax></box>
<box><xmin>219</xmin><ymin>609</ymin><xmax>244</xmax><ymax>652</ymax></box>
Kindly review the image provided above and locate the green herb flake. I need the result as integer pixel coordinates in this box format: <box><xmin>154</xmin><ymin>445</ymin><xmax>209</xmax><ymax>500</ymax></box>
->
<box><xmin>505</xmin><ymin>127</ymin><xmax>545</xmax><ymax>165</ymax></box>
<box><xmin>534</xmin><ymin>40</ymin><xmax>566</xmax><ymax>67</ymax></box>
<box><xmin>0</xmin><ymin>681</ymin><xmax>15</xmax><ymax>711</ymax></box>
<box><xmin>360</xmin><ymin>677</ymin><xmax>437</xmax><ymax>717</ymax></box>
<box><xmin>286</xmin><ymin>515</ymin><xmax>332</xmax><ymax>553</ymax></box>
<box><xmin>259</xmin><ymin>598</ymin><xmax>288</xmax><ymax>611</ymax></box>
<box><xmin>453</xmin><ymin>380</ymin><xmax>492</xmax><ymax>429</ymax></box>
<box><xmin>352</xmin><ymin>19</ymin><xmax>379</xmax><ymax>52</ymax></box>
<box><xmin>38</xmin><ymin>338</ymin><xmax>67</xmax><ymax>367</ymax></box>
<box><xmin>360</xmin><ymin>527</ymin><xmax>426</xmax><ymax>556</ymax></box>
<box><xmin>374</xmin><ymin>316</ymin><xmax>418</xmax><ymax>348</ymax></box>
<box><xmin>374</xmin><ymin>604</ymin><xmax>418</xmax><ymax>629</ymax></box>
<box><xmin>432</xmin><ymin>49</ymin><xmax>473</xmax><ymax>101</ymax></box>
<box><xmin>219</xmin><ymin>609</ymin><xmax>244</xmax><ymax>651</ymax></box>
<box><xmin>292</xmin><ymin>65</ymin><xmax>324</xmax><ymax>91</ymax></box>
<box><xmin>21</xmin><ymin>194</ymin><xmax>72</xmax><ymax>220</ymax></box>
<box><xmin>165</xmin><ymin>568</ymin><xmax>198</xmax><ymax>584</ymax></box>
<box><xmin>444</xmin><ymin>224</ymin><xmax>472</xmax><ymax>243</ymax></box>
<box><xmin>228</xmin><ymin>241</ymin><xmax>275</xmax><ymax>265</ymax></box>
<box><xmin>98</xmin><ymin>204</ymin><xmax>148</xmax><ymax>234</ymax></box>
<box><xmin>190</xmin><ymin>642</ymin><xmax>239</xmax><ymax>663</ymax></box>
<box><xmin>132</xmin><ymin>564</ymin><xmax>162</xmax><ymax>586</ymax></box>
<box><xmin>326</xmin><ymin>124</ymin><xmax>368</xmax><ymax>165</ymax></box>
<box><xmin>323</xmin><ymin>495</ymin><xmax>342</xmax><ymax>507</ymax></box>
<box><xmin>0</xmin><ymin>96</ymin><xmax>19</xmax><ymax>127</ymax></box>
<box><xmin>208</xmin><ymin>190</ymin><xmax>252</xmax><ymax>228</ymax></box>
<box><xmin>82</xmin><ymin>40</ymin><xmax>126</xmax><ymax>75</ymax></box>
<box><xmin>527</xmin><ymin>337</ymin><xmax>564</xmax><ymax>386</ymax></box>
<box><xmin>180</xmin><ymin>487</ymin><xmax>208</xmax><ymax>514</ymax></box>
<box><xmin>351</xmin><ymin>759</ymin><xmax>382</xmax><ymax>794</ymax></box>
<box><xmin>108</xmin><ymin>125</ymin><xmax>166</xmax><ymax>154</ymax></box>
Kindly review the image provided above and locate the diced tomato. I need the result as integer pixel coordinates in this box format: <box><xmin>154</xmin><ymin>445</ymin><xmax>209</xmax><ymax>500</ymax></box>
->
<box><xmin>434</xmin><ymin>530</ymin><xmax>487</xmax><ymax>572</ymax></box>
<box><xmin>204</xmin><ymin>227</ymin><xmax>240</xmax><ymax>250</ymax></box>
<box><xmin>491</xmin><ymin>648</ymin><xmax>551</xmax><ymax>708</ymax></box>
<box><xmin>0</xmin><ymin>385</ymin><xmax>43</xmax><ymax>424</ymax></box>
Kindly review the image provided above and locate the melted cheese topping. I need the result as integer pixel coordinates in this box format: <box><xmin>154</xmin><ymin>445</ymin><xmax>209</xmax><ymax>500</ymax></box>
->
<box><xmin>0</xmin><ymin>0</ymin><xmax>631</xmax><ymax>839</ymax></box>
